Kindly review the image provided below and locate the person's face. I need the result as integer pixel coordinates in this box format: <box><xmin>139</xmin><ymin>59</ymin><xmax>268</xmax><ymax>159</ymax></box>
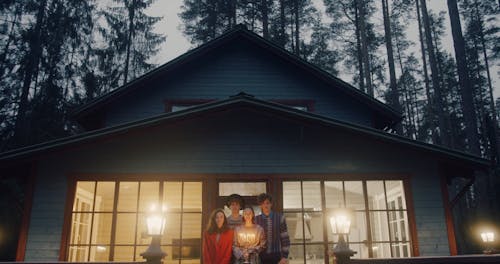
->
<box><xmin>243</xmin><ymin>208</ymin><xmax>254</xmax><ymax>223</ymax></box>
<box><xmin>260</xmin><ymin>199</ymin><xmax>272</xmax><ymax>215</ymax></box>
<box><xmin>230</xmin><ymin>201</ymin><xmax>240</xmax><ymax>214</ymax></box>
<box><xmin>215</xmin><ymin>211</ymin><xmax>225</xmax><ymax>228</ymax></box>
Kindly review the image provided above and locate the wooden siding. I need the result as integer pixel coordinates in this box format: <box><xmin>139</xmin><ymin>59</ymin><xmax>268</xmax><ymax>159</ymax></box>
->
<box><xmin>104</xmin><ymin>39</ymin><xmax>374</xmax><ymax>128</ymax></box>
<box><xmin>24</xmin><ymin>165</ymin><xmax>68</xmax><ymax>261</ymax></box>
<box><xmin>25</xmin><ymin>108</ymin><xmax>449</xmax><ymax>261</ymax></box>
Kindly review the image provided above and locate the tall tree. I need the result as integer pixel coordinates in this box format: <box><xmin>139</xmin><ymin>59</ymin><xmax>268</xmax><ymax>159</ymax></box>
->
<box><xmin>324</xmin><ymin>0</ymin><xmax>384</xmax><ymax>96</ymax></box>
<box><xmin>303</xmin><ymin>14</ymin><xmax>340</xmax><ymax>76</ymax></box>
<box><xmin>447</xmin><ymin>0</ymin><xmax>480</xmax><ymax>155</ymax></box>
<box><xmin>358</xmin><ymin>0</ymin><xmax>373</xmax><ymax>96</ymax></box>
<box><xmin>100</xmin><ymin>0</ymin><xmax>164</xmax><ymax>87</ymax></box>
<box><xmin>381</xmin><ymin>0</ymin><xmax>402</xmax><ymax>134</ymax></box>
<box><xmin>12</xmin><ymin>0</ymin><xmax>48</xmax><ymax>147</ymax></box>
<box><xmin>420</xmin><ymin>0</ymin><xmax>449</xmax><ymax>147</ymax></box>
<box><xmin>415</xmin><ymin>0</ymin><xmax>433</xmax><ymax>131</ymax></box>
<box><xmin>460</xmin><ymin>0</ymin><xmax>500</xmax><ymax>161</ymax></box>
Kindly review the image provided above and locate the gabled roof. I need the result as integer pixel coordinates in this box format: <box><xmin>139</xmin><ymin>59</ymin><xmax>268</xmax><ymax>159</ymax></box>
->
<box><xmin>1</xmin><ymin>93</ymin><xmax>489</xmax><ymax>174</ymax></box>
<box><xmin>72</xmin><ymin>24</ymin><xmax>402</xmax><ymax>129</ymax></box>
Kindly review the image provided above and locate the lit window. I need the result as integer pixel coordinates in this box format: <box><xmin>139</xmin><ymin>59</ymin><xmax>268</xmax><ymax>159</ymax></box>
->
<box><xmin>68</xmin><ymin>180</ymin><xmax>202</xmax><ymax>262</ymax></box>
<box><xmin>270</xmin><ymin>99</ymin><xmax>314</xmax><ymax>112</ymax></box>
<box><xmin>283</xmin><ymin>180</ymin><xmax>411</xmax><ymax>260</ymax></box>
<box><xmin>164</xmin><ymin>99</ymin><xmax>214</xmax><ymax>112</ymax></box>
<box><xmin>283</xmin><ymin>181</ymin><xmax>325</xmax><ymax>263</ymax></box>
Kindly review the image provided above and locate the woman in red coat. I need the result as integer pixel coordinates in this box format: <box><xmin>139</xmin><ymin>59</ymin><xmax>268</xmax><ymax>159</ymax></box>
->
<box><xmin>202</xmin><ymin>208</ymin><xmax>234</xmax><ymax>264</ymax></box>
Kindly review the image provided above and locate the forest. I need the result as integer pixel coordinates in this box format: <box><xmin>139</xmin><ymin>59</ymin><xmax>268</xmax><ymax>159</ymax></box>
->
<box><xmin>0</xmin><ymin>0</ymin><xmax>499</xmax><ymax>259</ymax></box>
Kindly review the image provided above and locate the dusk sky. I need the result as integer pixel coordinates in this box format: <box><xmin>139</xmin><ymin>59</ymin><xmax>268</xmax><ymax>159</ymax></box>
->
<box><xmin>144</xmin><ymin>0</ymin><xmax>500</xmax><ymax>99</ymax></box>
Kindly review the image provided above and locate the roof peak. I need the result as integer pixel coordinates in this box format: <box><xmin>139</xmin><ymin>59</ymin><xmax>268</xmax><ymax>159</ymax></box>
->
<box><xmin>230</xmin><ymin>91</ymin><xmax>255</xmax><ymax>99</ymax></box>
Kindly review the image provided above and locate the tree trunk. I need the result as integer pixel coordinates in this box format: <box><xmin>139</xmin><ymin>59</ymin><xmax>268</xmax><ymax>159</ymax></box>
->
<box><xmin>279</xmin><ymin>0</ymin><xmax>286</xmax><ymax>47</ymax></box>
<box><xmin>294</xmin><ymin>0</ymin><xmax>300</xmax><ymax>56</ymax></box>
<box><xmin>472</xmin><ymin>0</ymin><xmax>500</xmax><ymax>163</ymax></box>
<box><xmin>382</xmin><ymin>0</ymin><xmax>402</xmax><ymax>134</ymax></box>
<box><xmin>14</xmin><ymin>0</ymin><xmax>48</xmax><ymax>147</ymax></box>
<box><xmin>354</xmin><ymin>1</ymin><xmax>365</xmax><ymax>93</ymax></box>
<box><xmin>416</xmin><ymin>0</ymin><xmax>432</xmax><ymax>113</ymax></box>
<box><xmin>231</xmin><ymin>0</ymin><xmax>237</xmax><ymax>27</ymax></box>
<box><xmin>420</xmin><ymin>0</ymin><xmax>449</xmax><ymax>147</ymax></box>
<box><xmin>123</xmin><ymin>0</ymin><xmax>136</xmax><ymax>85</ymax></box>
<box><xmin>358</xmin><ymin>0</ymin><xmax>373</xmax><ymax>96</ymax></box>
<box><xmin>261</xmin><ymin>0</ymin><xmax>269</xmax><ymax>39</ymax></box>
<box><xmin>395</xmin><ymin>28</ymin><xmax>416</xmax><ymax>138</ymax></box>
<box><xmin>447</xmin><ymin>0</ymin><xmax>480</xmax><ymax>155</ymax></box>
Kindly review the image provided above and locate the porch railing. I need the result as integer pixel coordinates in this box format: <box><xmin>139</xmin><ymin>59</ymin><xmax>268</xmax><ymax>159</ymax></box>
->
<box><xmin>2</xmin><ymin>255</ymin><xmax>500</xmax><ymax>264</ymax></box>
<box><xmin>349</xmin><ymin>254</ymin><xmax>500</xmax><ymax>264</ymax></box>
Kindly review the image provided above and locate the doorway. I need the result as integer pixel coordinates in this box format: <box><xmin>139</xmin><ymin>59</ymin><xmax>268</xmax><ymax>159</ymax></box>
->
<box><xmin>216</xmin><ymin>181</ymin><xmax>268</xmax><ymax>216</ymax></box>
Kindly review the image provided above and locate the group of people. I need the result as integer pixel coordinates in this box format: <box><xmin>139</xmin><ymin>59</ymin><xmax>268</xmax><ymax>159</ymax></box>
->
<box><xmin>202</xmin><ymin>193</ymin><xmax>290</xmax><ymax>264</ymax></box>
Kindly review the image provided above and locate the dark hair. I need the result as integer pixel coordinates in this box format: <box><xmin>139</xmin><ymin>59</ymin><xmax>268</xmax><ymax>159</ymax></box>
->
<box><xmin>226</xmin><ymin>193</ymin><xmax>245</xmax><ymax>209</ymax></box>
<box><xmin>242</xmin><ymin>207</ymin><xmax>255</xmax><ymax>224</ymax></box>
<box><xmin>206</xmin><ymin>209</ymin><xmax>229</xmax><ymax>234</ymax></box>
<box><xmin>257</xmin><ymin>193</ymin><xmax>272</xmax><ymax>204</ymax></box>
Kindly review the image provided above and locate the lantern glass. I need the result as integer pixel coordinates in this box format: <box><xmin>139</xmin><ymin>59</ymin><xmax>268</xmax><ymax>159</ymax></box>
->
<box><xmin>146</xmin><ymin>204</ymin><xmax>166</xmax><ymax>236</ymax></box>
<box><xmin>330</xmin><ymin>210</ymin><xmax>352</xmax><ymax>235</ymax></box>
<box><xmin>481</xmin><ymin>232</ymin><xmax>495</xmax><ymax>243</ymax></box>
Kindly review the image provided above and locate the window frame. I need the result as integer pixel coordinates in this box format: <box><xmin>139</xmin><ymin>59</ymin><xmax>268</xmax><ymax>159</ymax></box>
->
<box><xmin>60</xmin><ymin>174</ymin><xmax>206</xmax><ymax>262</ymax></box>
<box><xmin>280</xmin><ymin>175</ymin><xmax>418</xmax><ymax>262</ymax></box>
<box><xmin>60</xmin><ymin>174</ymin><xmax>418</xmax><ymax>262</ymax></box>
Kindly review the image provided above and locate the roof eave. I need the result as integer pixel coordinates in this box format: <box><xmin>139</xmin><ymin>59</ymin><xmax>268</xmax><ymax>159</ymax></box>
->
<box><xmin>2</xmin><ymin>95</ymin><xmax>488</xmax><ymax>171</ymax></box>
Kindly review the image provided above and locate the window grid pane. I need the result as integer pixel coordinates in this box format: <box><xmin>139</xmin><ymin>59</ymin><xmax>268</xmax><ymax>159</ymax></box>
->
<box><xmin>70</xmin><ymin>180</ymin><xmax>201</xmax><ymax>262</ymax></box>
<box><xmin>283</xmin><ymin>179</ymin><xmax>411</xmax><ymax>260</ymax></box>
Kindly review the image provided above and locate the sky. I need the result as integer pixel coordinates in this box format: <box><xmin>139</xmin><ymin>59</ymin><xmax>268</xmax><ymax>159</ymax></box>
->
<box><xmin>145</xmin><ymin>0</ymin><xmax>499</xmax><ymax>99</ymax></box>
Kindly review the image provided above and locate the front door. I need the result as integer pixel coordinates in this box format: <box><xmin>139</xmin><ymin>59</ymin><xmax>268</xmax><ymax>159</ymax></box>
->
<box><xmin>216</xmin><ymin>181</ymin><xmax>268</xmax><ymax>217</ymax></box>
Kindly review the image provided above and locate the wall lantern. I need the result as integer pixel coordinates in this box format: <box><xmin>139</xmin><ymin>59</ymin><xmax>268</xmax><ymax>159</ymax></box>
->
<box><xmin>480</xmin><ymin>231</ymin><xmax>495</xmax><ymax>254</ymax></box>
<box><xmin>329</xmin><ymin>208</ymin><xmax>356</xmax><ymax>264</ymax></box>
<box><xmin>141</xmin><ymin>204</ymin><xmax>167</xmax><ymax>264</ymax></box>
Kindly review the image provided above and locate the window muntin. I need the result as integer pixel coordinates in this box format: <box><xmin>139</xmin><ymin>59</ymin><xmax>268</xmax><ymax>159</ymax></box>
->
<box><xmin>284</xmin><ymin>180</ymin><xmax>411</xmax><ymax>260</ymax></box>
<box><xmin>283</xmin><ymin>181</ymin><xmax>325</xmax><ymax>263</ymax></box>
<box><xmin>68</xmin><ymin>180</ymin><xmax>202</xmax><ymax>263</ymax></box>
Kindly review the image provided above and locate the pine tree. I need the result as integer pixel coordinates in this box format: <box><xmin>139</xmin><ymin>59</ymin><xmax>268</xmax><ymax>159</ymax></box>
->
<box><xmin>447</xmin><ymin>0</ymin><xmax>480</xmax><ymax>155</ymax></box>
<box><xmin>420</xmin><ymin>0</ymin><xmax>450</xmax><ymax>147</ymax></box>
<box><xmin>303</xmin><ymin>14</ymin><xmax>340</xmax><ymax>76</ymax></box>
<box><xmin>460</xmin><ymin>0</ymin><xmax>500</xmax><ymax>161</ymax></box>
<box><xmin>324</xmin><ymin>0</ymin><xmax>384</xmax><ymax>97</ymax></box>
<box><xmin>381</xmin><ymin>0</ymin><xmax>402</xmax><ymax>134</ymax></box>
<box><xmin>100</xmin><ymin>0</ymin><xmax>165</xmax><ymax>87</ymax></box>
<box><xmin>388</xmin><ymin>0</ymin><xmax>428</xmax><ymax>140</ymax></box>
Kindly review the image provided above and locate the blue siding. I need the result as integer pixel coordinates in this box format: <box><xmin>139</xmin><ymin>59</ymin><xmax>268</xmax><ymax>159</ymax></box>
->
<box><xmin>104</xmin><ymin>40</ymin><xmax>374</xmax><ymax>128</ymax></box>
<box><xmin>25</xmin><ymin>165</ymin><xmax>67</xmax><ymax>261</ymax></box>
<box><xmin>25</xmin><ymin>110</ymin><xmax>449</xmax><ymax>260</ymax></box>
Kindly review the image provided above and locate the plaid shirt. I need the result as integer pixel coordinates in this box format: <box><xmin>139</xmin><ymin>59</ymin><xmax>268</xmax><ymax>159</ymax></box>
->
<box><xmin>255</xmin><ymin>211</ymin><xmax>290</xmax><ymax>258</ymax></box>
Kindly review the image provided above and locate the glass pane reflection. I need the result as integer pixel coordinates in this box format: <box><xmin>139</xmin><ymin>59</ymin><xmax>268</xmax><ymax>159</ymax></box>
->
<box><xmin>283</xmin><ymin>182</ymin><xmax>302</xmax><ymax>210</ymax></box>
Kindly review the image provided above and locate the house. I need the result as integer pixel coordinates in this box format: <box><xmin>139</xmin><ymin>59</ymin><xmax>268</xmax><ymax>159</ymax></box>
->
<box><xmin>0</xmin><ymin>25</ymin><xmax>489</xmax><ymax>263</ymax></box>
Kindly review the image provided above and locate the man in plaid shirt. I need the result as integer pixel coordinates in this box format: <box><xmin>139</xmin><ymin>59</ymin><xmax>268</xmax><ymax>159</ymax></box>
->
<box><xmin>255</xmin><ymin>193</ymin><xmax>290</xmax><ymax>264</ymax></box>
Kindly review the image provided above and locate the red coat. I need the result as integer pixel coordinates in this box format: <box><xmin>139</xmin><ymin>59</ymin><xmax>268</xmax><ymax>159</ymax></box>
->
<box><xmin>202</xmin><ymin>229</ymin><xmax>234</xmax><ymax>264</ymax></box>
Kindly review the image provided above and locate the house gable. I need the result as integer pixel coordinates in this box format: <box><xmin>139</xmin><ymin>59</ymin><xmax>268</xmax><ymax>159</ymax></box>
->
<box><xmin>73</xmin><ymin>26</ymin><xmax>400</xmax><ymax>131</ymax></box>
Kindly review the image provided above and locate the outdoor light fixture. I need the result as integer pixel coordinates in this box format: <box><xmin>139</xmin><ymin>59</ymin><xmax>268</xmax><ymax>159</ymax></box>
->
<box><xmin>330</xmin><ymin>208</ymin><xmax>356</xmax><ymax>264</ymax></box>
<box><xmin>141</xmin><ymin>204</ymin><xmax>167</xmax><ymax>264</ymax></box>
<box><xmin>480</xmin><ymin>231</ymin><xmax>495</xmax><ymax>254</ymax></box>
